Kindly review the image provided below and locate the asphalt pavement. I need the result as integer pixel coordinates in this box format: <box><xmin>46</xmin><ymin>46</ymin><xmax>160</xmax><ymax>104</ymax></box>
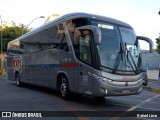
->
<box><xmin>143</xmin><ymin>79</ymin><xmax>160</xmax><ymax>93</ymax></box>
<box><xmin>0</xmin><ymin>75</ymin><xmax>160</xmax><ymax>120</ymax></box>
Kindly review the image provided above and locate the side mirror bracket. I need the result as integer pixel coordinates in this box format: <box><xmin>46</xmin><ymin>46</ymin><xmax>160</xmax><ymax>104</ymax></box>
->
<box><xmin>137</xmin><ymin>36</ymin><xmax>154</xmax><ymax>53</ymax></box>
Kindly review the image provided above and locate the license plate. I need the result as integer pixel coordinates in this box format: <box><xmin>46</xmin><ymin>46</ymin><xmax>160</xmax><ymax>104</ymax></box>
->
<box><xmin>122</xmin><ymin>90</ymin><xmax>130</xmax><ymax>94</ymax></box>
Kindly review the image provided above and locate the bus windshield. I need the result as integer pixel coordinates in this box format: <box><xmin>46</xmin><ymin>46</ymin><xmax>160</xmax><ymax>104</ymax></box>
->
<box><xmin>91</xmin><ymin>20</ymin><xmax>141</xmax><ymax>74</ymax></box>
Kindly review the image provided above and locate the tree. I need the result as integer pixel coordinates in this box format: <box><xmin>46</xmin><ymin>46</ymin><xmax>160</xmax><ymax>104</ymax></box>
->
<box><xmin>1</xmin><ymin>23</ymin><xmax>30</xmax><ymax>52</ymax></box>
<box><xmin>156</xmin><ymin>35</ymin><xmax>160</xmax><ymax>54</ymax></box>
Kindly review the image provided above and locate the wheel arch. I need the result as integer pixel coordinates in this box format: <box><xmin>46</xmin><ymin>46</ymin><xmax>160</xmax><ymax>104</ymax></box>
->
<box><xmin>15</xmin><ymin>71</ymin><xmax>19</xmax><ymax>80</ymax></box>
<box><xmin>56</xmin><ymin>71</ymin><xmax>70</xmax><ymax>90</ymax></box>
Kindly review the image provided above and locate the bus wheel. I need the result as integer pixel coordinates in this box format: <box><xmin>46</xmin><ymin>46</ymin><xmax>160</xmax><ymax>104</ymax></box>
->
<box><xmin>95</xmin><ymin>96</ymin><xmax>105</xmax><ymax>101</ymax></box>
<box><xmin>60</xmin><ymin>76</ymin><xmax>70</xmax><ymax>99</ymax></box>
<box><xmin>16</xmin><ymin>73</ymin><xmax>21</xmax><ymax>87</ymax></box>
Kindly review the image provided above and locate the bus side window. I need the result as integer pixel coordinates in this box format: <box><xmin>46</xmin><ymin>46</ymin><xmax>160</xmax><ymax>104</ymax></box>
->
<box><xmin>7</xmin><ymin>40</ymin><xmax>23</xmax><ymax>55</ymax></box>
<box><xmin>77</xmin><ymin>30</ymin><xmax>92</xmax><ymax>65</ymax></box>
<box><xmin>66</xmin><ymin>20</ymin><xmax>75</xmax><ymax>45</ymax></box>
<box><xmin>57</xmin><ymin>24</ymin><xmax>69</xmax><ymax>51</ymax></box>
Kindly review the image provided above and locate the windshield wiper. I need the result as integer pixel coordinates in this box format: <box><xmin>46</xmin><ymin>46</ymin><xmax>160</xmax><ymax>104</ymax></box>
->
<box><xmin>112</xmin><ymin>43</ymin><xmax>123</xmax><ymax>74</ymax></box>
<box><xmin>112</xmin><ymin>42</ymin><xmax>139</xmax><ymax>74</ymax></box>
<box><xmin>112</xmin><ymin>51</ymin><xmax>122</xmax><ymax>74</ymax></box>
<box><xmin>125</xmin><ymin>43</ymin><xmax>138</xmax><ymax>74</ymax></box>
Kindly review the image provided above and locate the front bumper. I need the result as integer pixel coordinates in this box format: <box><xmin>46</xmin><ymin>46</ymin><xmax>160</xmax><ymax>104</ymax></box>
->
<box><xmin>92</xmin><ymin>75</ymin><xmax>143</xmax><ymax>97</ymax></box>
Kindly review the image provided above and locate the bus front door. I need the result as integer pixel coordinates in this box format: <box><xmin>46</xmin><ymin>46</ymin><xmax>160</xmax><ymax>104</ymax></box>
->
<box><xmin>78</xmin><ymin>31</ymin><xmax>93</xmax><ymax>95</ymax></box>
<box><xmin>79</xmin><ymin>63</ymin><xmax>93</xmax><ymax>95</ymax></box>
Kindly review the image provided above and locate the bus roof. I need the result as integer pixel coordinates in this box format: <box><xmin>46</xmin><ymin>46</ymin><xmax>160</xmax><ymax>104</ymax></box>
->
<box><xmin>63</xmin><ymin>12</ymin><xmax>133</xmax><ymax>28</ymax></box>
<box><xmin>8</xmin><ymin>12</ymin><xmax>133</xmax><ymax>44</ymax></box>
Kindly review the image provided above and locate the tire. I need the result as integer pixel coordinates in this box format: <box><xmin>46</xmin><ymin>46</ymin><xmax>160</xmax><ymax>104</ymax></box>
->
<box><xmin>143</xmin><ymin>82</ymin><xmax>148</xmax><ymax>86</ymax></box>
<box><xmin>60</xmin><ymin>76</ymin><xmax>70</xmax><ymax>99</ymax></box>
<box><xmin>15</xmin><ymin>73</ymin><xmax>21</xmax><ymax>87</ymax></box>
<box><xmin>95</xmin><ymin>96</ymin><xmax>105</xmax><ymax>101</ymax></box>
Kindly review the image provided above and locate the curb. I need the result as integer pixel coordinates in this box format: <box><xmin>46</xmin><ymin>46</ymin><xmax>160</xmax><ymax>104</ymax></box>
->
<box><xmin>143</xmin><ymin>86</ymin><xmax>160</xmax><ymax>93</ymax></box>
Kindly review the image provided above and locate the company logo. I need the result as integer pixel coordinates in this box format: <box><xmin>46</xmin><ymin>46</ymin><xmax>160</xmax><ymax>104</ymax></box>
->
<box><xmin>124</xmin><ymin>76</ymin><xmax>130</xmax><ymax>81</ymax></box>
<box><xmin>12</xmin><ymin>58</ymin><xmax>21</xmax><ymax>71</ymax></box>
<box><xmin>2</xmin><ymin>112</ymin><xmax>11</xmax><ymax>117</ymax></box>
<box><xmin>125</xmin><ymin>82</ymin><xmax>128</xmax><ymax>86</ymax></box>
<box><xmin>1</xmin><ymin>112</ymin><xmax>42</xmax><ymax>118</ymax></box>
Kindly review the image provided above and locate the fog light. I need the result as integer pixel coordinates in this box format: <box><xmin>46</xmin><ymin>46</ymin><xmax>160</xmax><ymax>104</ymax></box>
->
<box><xmin>101</xmin><ymin>87</ymin><xmax>108</xmax><ymax>94</ymax></box>
<box><xmin>105</xmin><ymin>89</ymin><xmax>108</xmax><ymax>94</ymax></box>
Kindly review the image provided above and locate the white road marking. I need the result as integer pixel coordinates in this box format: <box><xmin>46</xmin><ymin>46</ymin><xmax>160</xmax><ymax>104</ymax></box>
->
<box><xmin>126</xmin><ymin>95</ymin><xmax>160</xmax><ymax>112</ymax></box>
<box><xmin>110</xmin><ymin>95</ymin><xmax>160</xmax><ymax>120</ymax></box>
<box><xmin>139</xmin><ymin>106</ymin><xmax>160</xmax><ymax>111</ymax></box>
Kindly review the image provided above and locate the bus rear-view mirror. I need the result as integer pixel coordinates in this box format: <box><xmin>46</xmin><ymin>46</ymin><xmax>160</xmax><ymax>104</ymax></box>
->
<box><xmin>136</xmin><ymin>36</ymin><xmax>153</xmax><ymax>53</ymax></box>
<box><xmin>75</xmin><ymin>25</ymin><xmax>102</xmax><ymax>45</ymax></box>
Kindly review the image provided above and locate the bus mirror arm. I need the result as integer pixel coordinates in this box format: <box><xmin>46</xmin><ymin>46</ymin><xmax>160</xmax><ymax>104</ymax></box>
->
<box><xmin>136</xmin><ymin>36</ymin><xmax>154</xmax><ymax>53</ymax></box>
<box><xmin>76</xmin><ymin>25</ymin><xmax>102</xmax><ymax>45</ymax></box>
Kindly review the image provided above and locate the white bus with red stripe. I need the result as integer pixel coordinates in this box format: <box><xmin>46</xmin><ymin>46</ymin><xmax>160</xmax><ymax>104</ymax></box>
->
<box><xmin>7</xmin><ymin>13</ymin><xmax>153</xmax><ymax>99</ymax></box>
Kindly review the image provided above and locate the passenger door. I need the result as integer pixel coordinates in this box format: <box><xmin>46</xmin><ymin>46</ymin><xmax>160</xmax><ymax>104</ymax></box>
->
<box><xmin>77</xmin><ymin>30</ymin><xmax>93</xmax><ymax>95</ymax></box>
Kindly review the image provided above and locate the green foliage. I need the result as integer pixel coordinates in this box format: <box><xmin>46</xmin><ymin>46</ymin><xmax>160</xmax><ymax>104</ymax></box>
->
<box><xmin>0</xmin><ymin>24</ymin><xmax>30</xmax><ymax>52</ymax></box>
<box><xmin>156</xmin><ymin>37</ymin><xmax>160</xmax><ymax>54</ymax></box>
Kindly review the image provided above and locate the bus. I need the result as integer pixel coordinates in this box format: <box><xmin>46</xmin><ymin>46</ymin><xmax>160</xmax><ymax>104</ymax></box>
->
<box><xmin>7</xmin><ymin>13</ymin><xmax>153</xmax><ymax>99</ymax></box>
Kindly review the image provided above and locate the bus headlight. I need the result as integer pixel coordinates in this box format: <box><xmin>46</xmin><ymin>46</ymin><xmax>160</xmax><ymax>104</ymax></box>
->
<box><xmin>100</xmin><ymin>77</ymin><xmax>108</xmax><ymax>83</ymax></box>
<box><xmin>105</xmin><ymin>89</ymin><xmax>108</xmax><ymax>94</ymax></box>
<box><xmin>98</xmin><ymin>77</ymin><xmax>111</xmax><ymax>83</ymax></box>
<box><xmin>93</xmin><ymin>74</ymin><xmax>111</xmax><ymax>83</ymax></box>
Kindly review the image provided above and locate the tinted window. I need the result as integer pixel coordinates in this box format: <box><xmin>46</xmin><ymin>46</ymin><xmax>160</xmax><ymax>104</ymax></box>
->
<box><xmin>21</xmin><ymin>23</ymin><xmax>68</xmax><ymax>53</ymax></box>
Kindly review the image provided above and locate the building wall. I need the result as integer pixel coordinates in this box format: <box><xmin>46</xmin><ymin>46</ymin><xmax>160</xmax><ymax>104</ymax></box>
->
<box><xmin>0</xmin><ymin>53</ymin><xmax>6</xmax><ymax>75</ymax></box>
<box><xmin>141</xmin><ymin>51</ymin><xmax>160</xmax><ymax>71</ymax></box>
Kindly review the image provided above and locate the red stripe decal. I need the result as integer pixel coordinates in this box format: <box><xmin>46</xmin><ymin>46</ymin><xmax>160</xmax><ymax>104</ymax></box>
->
<box><xmin>60</xmin><ymin>63</ymin><xmax>79</xmax><ymax>68</ymax></box>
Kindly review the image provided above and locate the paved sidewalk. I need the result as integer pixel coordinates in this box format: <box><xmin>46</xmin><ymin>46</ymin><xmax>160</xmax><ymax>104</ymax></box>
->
<box><xmin>143</xmin><ymin>79</ymin><xmax>160</xmax><ymax>93</ymax></box>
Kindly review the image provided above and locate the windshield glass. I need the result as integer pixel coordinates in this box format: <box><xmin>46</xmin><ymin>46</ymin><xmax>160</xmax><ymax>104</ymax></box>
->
<box><xmin>120</xmin><ymin>27</ymin><xmax>139</xmax><ymax>58</ymax></box>
<box><xmin>91</xmin><ymin>20</ymin><xmax>121</xmax><ymax>70</ymax></box>
<box><xmin>119</xmin><ymin>27</ymin><xmax>141</xmax><ymax>73</ymax></box>
<box><xmin>91</xmin><ymin>20</ymin><xmax>141</xmax><ymax>74</ymax></box>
